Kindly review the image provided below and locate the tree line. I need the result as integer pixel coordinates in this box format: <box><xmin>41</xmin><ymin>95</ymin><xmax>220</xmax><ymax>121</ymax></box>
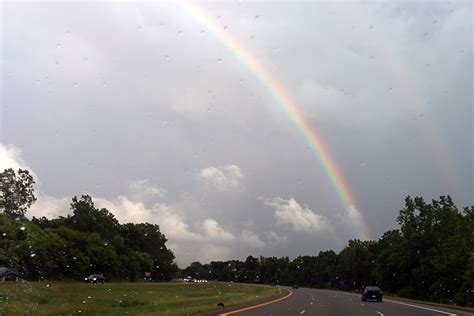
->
<box><xmin>1</xmin><ymin>167</ymin><xmax>473</xmax><ymax>306</ymax></box>
<box><xmin>0</xmin><ymin>168</ymin><xmax>177</xmax><ymax>281</ymax></box>
<box><xmin>182</xmin><ymin>196</ymin><xmax>474</xmax><ymax>307</ymax></box>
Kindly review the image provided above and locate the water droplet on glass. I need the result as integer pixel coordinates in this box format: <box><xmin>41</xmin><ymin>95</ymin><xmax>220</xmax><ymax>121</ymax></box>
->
<box><xmin>178</xmin><ymin>30</ymin><xmax>183</xmax><ymax>35</ymax></box>
<box><xmin>250</xmin><ymin>35</ymin><xmax>254</xmax><ymax>39</ymax></box>
<box><xmin>73</xmin><ymin>82</ymin><xmax>78</xmax><ymax>87</ymax></box>
<box><xmin>200</xmin><ymin>29</ymin><xmax>206</xmax><ymax>35</ymax></box>
<box><xmin>369</xmin><ymin>25</ymin><xmax>374</xmax><ymax>29</ymax></box>
<box><xmin>46</xmin><ymin>284</ymin><xmax>51</xmax><ymax>287</ymax></box>
<box><xmin>2</xmin><ymin>232</ymin><xmax>6</xmax><ymax>236</ymax></box>
<box><xmin>217</xmin><ymin>58</ymin><xmax>222</xmax><ymax>63</ymax></box>
<box><xmin>30</xmin><ymin>253</ymin><xmax>36</xmax><ymax>257</ymax></box>
<box><xmin>255</xmin><ymin>15</ymin><xmax>260</xmax><ymax>20</ymax></box>
<box><xmin>20</xmin><ymin>226</ymin><xmax>26</xmax><ymax>231</ymax></box>
<box><xmin>223</xmin><ymin>25</ymin><xmax>228</xmax><ymax>30</ymax></box>
<box><xmin>388</xmin><ymin>87</ymin><xmax>393</xmax><ymax>92</ymax></box>
<box><xmin>163</xmin><ymin>120</ymin><xmax>168</xmax><ymax>126</ymax></box>
<box><xmin>83</xmin><ymin>57</ymin><xmax>88</xmax><ymax>62</ymax></box>
<box><xmin>36</xmin><ymin>80</ymin><xmax>41</xmax><ymax>85</ymax></box>
<box><xmin>207</xmin><ymin>107</ymin><xmax>212</xmax><ymax>113</ymax></box>
<box><xmin>137</xmin><ymin>25</ymin><xmax>142</xmax><ymax>31</ymax></box>
<box><xmin>57</xmin><ymin>43</ymin><xmax>62</xmax><ymax>48</ymax></box>
<box><xmin>424</xmin><ymin>32</ymin><xmax>429</xmax><ymax>37</ymax></box>
<box><xmin>103</xmin><ymin>82</ymin><xmax>108</xmax><ymax>87</ymax></box>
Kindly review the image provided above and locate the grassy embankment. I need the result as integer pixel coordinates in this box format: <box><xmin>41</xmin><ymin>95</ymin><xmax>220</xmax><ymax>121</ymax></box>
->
<box><xmin>0</xmin><ymin>281</ymin><xmax>282</xmax><ymax>316</ymax></box>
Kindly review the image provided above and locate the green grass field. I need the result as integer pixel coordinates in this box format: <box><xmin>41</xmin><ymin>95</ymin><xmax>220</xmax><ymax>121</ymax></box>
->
<box><xmin>0</xmin><ymin>281</ymin><xmax>281</xmax><ymax>316</ymax></box>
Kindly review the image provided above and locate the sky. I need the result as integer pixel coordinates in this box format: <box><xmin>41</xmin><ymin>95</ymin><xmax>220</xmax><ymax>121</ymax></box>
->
<box><xmin>1</xmin><ymin>0</ymin><xmax>472</xmax><ymax>267</ymax></box>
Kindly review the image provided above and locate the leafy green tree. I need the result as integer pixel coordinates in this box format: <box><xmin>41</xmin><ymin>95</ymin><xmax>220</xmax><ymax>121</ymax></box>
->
<box><xmin>0</xmin><ymin>168</ymin><xmax>37</xmax><ymax>217</ymax></box>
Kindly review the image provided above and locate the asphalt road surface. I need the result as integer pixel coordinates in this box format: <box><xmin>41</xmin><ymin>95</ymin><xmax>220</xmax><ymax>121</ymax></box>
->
<box><xmin>220</xmin><ymin>287</ymin><xmax>470</xmax><ymax>316</ymax></box>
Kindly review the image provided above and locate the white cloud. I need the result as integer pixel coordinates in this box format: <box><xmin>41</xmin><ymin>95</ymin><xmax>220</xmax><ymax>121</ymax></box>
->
<box><xmin>127</xmin><ymin>179</ymin><xmax>167</xmax><ymax>201</ymax></box>
<box><xmin>93</xmin><ymin>196</ymin><xmax>265</xmax><ymax>266</ymax></box>
<box><xmin>265</xmin><ymin>197</ymin><xmax>331</xmax><ymax>234</ymax></box>
<box><xmin>198</xmin><ymin>164</ymin><xmax>244</xmax><ymax>191</ymax></box>
<box><xmin>0</xmin><ymin>144</ymin><xmax>38</xmax><ymax>181</ymax></box>
<box><xmin>28</xmin><ymin>195</ymin><xmax>70</xmax><ymax>219</ymax></box>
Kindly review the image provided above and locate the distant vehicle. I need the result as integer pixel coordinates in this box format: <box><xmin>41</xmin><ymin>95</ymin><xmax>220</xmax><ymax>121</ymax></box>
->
<box><xmin>292</xmin><ymin>284</ymin><xmax>298</xmax><ymax>289</ymax></box>
<box><xmin>362</xmin><ymin>286</ymin><xmax>383</xmax><ymax>302</ymax></box>
<box><xmin>0</xmin><ymin>267</ymin><xmax>19</xmax><ymax>281</ymax></box>
<box><xmin>84</xmin><ymin>274</ymin><xmax>105</xmax><ymax>283</ymax></box>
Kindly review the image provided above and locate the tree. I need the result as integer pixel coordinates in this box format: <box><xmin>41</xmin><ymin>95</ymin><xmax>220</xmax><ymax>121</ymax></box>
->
<box><xmin>0</xmin><ymin>168</ymin><xmax>37</xmax><ymax>217</ymax></box>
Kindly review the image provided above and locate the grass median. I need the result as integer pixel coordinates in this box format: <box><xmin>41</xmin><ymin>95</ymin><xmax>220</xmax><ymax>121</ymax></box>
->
<box><xmin>0</xmin><ymin>281</ymin><xmax>282</xmax><ymax>316</ymax></box>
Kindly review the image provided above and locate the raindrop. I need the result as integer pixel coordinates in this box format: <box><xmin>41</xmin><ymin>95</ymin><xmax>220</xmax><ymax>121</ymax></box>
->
<box><xmin>255</xmin><ymin>15</ymin><xmax>260</xmax><ymax>20</ymax></box>
<box><xmin>207</xmin><ymin>107</ymin><xmax>212</xmax><ymax>113</ymax></box>
<box><xmin>20</xmin><ymin>226</ymin><xmax>26</xmax><ymax>231</ymax></box>
<box><xmin>46</xmin><ymin>284</ymin><xmax>51</xmax><ymax>287</ymax></box>
<box><xmin>30</xmin><ymin>253</ymin><xmax>36</xmax><ymax>257</ymax></box>
<box><xmin>217</xmin><ymin>58</ymin><xmax>222</xmax><ymax>63</ymax></box>
<box><xmin>424</xmin><ymin>32</ymin><xmax>429</xmax><ymax>37</ymax></box>
<box><xmin>164</xmin><ymin>55</ymin><xmax>170</xmax><ymax>61</ymax></box>
<box><xmin>200</xmin><ymin>30</ymin><xmax>206</xmax><ymax>35</ymax></box>
<box><xmin>73</xmin><ymin>256</ymin><xmax>77</xmax><ymax>260</ymax></box>
<box><xmin>36</xmin><ymin>80</ymin><xmax>41</xmax><ymax>85</ymax></box>
<box><xmin>223</xmin><ymin>25</ymin><xmax>228</xmax><ymax>30</ymax></box>
<box><xmin>144</xmin><ymin>233</ymin><xmax>148</xmax><ymax>237</ymax></box>
<box><xmin>369</xmin><ymin>25</ymin><xmax>374</xmax><ymax>29</ymax></box>
<box><xmin>2</xmin><ymin>232</ymin><xmax>7</xmax><ymax>237</ymax></box>
<box><xmin>369</xmin><ymin>55</ymin><xmax>375</xmax><ymax>60</ymax></box>
<box><xmin>103</xmin><ymin>82</ymin><xmax>108</xmax><ymax>87</ymax></box>
<box><xmin>66</xmin><ymin>30</ymin><xmax>70</xmax><ymax>35</ymax></box>
<box><xmin>178</xmin><ymin>30</ymin><xmax>183</xmax><ymax>35</ymax></box>
<box><xmin>87</xmin><ymin>296</ymin><xmax>91</xmax><ymax>299</ymax></box>
<box><xmin>73</xmin><ymin>82</ymin><xmax>78</xmax><ymax>87</ymax></box>
<box><xmin>83</xmin><ymin>301</ymin><xmax>86</xmax><ymax>304</ymax></box>
<box><xmin>360</xmin><ymin>162</ymin><xmax>366</xmax><ymax>167</ymax></box>
<box><xmin>83</xmin><ymin>57</ymin><xmax>88</xmax><ymax>62</ymax></box>
<box><xmin>163</xmin><ymin>120</ymin><xmax>168</xmax><ymax>126</ymax></box>
<box><xmin>433</xmin><ymin>20</ymin><xmax>438</xmax><ymax>24</ymax></box>
<box><xmin>388</xmin><ymin>87</ymin><xmax>393</xmax><ymax>92</ymax></box>
<box><xmin>250</xmin><ymin>35</ymin><xmax>254</xmax><ymax>39</ymax></box>
<box><xmin>56</xmin><ymin>43</ymin><xmax>62</xmax><ymax>48</ymax></box>
<box><xmin>137</xmin><ymin>25</ymin><xmax>142</xmax><ymax>31</ymax></box>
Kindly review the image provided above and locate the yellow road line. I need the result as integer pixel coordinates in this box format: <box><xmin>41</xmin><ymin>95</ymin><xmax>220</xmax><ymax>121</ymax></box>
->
<box><xmin>218</xmin><ymin>289</ymin><xmax>293</xmax><ymax>315</ymax></box>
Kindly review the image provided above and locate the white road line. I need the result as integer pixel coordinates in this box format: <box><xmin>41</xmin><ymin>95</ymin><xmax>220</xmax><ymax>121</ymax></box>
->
<box><xmin>376</xmin><ymin>312</ymin><xmax>384</xmax><ymax>316</ymax></box>
<box><xmin>384</xmin><ymin>299</ymin><xmax>457</xmax><ymax>315</ymax></box>
<box><xmin>299</xmin><ymin>310</ymin><xmax>306</xmax><ymax>315</ymax></box>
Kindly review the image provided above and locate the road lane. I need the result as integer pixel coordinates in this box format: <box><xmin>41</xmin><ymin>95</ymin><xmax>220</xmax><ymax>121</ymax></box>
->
<box><xmin>223</xmin><ymin>287</ymin><xmax>468</xmax><ymax>316</ymax></box>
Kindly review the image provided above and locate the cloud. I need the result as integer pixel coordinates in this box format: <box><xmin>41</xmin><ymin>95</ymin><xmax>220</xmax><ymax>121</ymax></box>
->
<box><xmin>0</xmin><ymin>144</ymin><xmax>38</xmax><ymax>181</ymax></box>
<box><xmin>265</xmin><ymin>197</ymin><xmax>331</xmax><ymax>234</ymax></box>
<box><xmin>198</xmin><ymin>164</ymin><xmax>244</xmax><ymax>191</ymax></box>
<box><xmin>93</xmin><ymin>195</ymin><xmax>265</xmax><ymax>266</ymax></box>
<box><xmin>28</xmin><ymin>195</ymin><xmax>70</xmax><ymax>219</ymax></box>
<box><xmin>127</xmin><ymin>179</ymin><xmax>167</xmax><ymax>202</ymax></box>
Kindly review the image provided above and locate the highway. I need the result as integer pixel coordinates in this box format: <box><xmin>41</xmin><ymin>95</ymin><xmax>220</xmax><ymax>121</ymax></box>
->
<box><xmin>219</xmin><ymin>287</ymin><xmax>470</xmax><ymax>316</ymax></box>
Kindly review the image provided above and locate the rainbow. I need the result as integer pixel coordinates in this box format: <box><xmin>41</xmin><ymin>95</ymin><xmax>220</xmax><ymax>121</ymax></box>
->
<box><xmin>176</xmin><ymin>1</ymin><xmax>371</xmax><ymax>241</ymax></box>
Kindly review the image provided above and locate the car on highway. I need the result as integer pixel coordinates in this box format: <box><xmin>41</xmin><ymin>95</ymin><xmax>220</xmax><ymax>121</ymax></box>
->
<box><xmin>362</xmin><ymin>285</ymin><xmax>383</xmax><ymax>302</ymax></box>
<box><xmin>84</xmin><ymin>274</ymin><xmax>106</xmax><ymax>284</ymax></box>
<box><xmin>0</xmin><ymin>267</ymin><xmax>19</xmax><ymax>281</ymax></box>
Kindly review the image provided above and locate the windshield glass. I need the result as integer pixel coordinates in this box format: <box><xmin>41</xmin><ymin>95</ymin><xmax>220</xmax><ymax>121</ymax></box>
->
<box><xmin>1</xmin><ymin>1</ymin><xmax>472</xmax><ymax>315</ymax></box>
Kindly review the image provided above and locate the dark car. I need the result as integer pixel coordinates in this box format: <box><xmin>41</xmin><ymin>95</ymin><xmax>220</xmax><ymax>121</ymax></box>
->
<box><xmin>84</xmin><ymin>274</ymin><xmax>105</xmax><ymax>284</ymax></box>
<box><xmin>362</xmin><ymin>286</ymin><xmax>383</xmax><ymax>302</ymax></box>
<box><xmin>0</xmin><ymin>267</ymin><xmax>19</xmax><ymax>281</ymax></box>
<box><xmin>292</xmin><ymin>284</ymin><xmax>298</xmax><ymax>289</ymax></box>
